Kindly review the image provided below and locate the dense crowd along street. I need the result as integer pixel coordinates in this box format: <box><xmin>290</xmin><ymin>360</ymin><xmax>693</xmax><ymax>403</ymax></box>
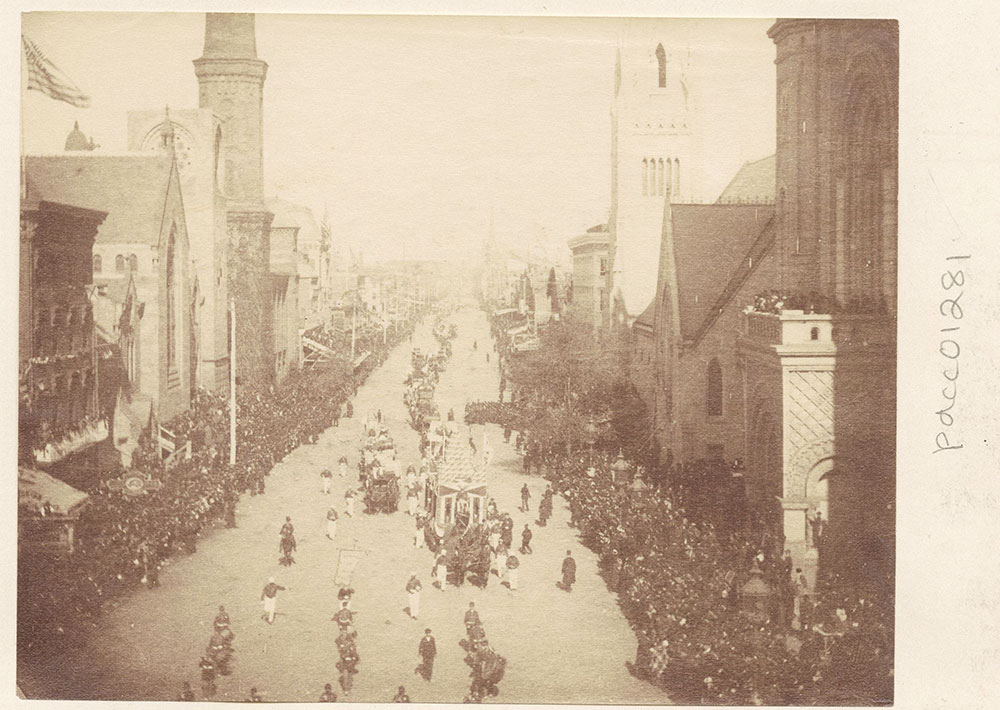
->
<box><xmin>20</xmin><ymin>13</ymin><xmax>898</xmax><ymax>706</ymax></box>
<box><xmin>18</xmin><ymin>304</ymin><xmax>669</xmax><ymax>704</ymax></box>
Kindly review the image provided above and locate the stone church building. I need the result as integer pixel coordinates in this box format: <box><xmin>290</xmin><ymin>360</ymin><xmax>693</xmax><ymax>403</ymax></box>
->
<box><xmin>642</xmin><ymin>19</ymin><xmax>897</xmax><ymax>585</ymax></box>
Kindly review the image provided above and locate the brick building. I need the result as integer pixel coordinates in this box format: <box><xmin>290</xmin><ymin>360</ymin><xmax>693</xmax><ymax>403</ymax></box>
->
<box><xmin>647</xmin><ymin>19</ymin><xmax>897</xmax><ymax>585</ymax></box>
<box><xmin>26</xmin><ymin>150</ymin><xmax>195</xmax><ymax>427</ymax></box>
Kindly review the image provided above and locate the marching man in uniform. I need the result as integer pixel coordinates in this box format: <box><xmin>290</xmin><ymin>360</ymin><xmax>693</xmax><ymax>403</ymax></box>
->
<box><xmin>434</xmin><ymin>549</ymin><xmax>448</xmax><ymax>590</ymax></box>
<box><xmin>261</xmin><ymin>576</ymin><xmax>286</xmax><ymax>624</ymax></box>
<box><xmin>345</xmin><ymin>488</ymin><xmax>356</xmax><ymax>517</ymax></box>
<box><xmin>321</xmin><ymin>468</ymin><xmax>333</xmax><ymax>494</ymax></box>
<box><xmin>505</xmin><ymin>553</ymin><xmax>519</xmax><ymax>591</ymax></box>
<box><xmin>417</xmin><ymin>627</ymin><xmax>437</xmax><ymax>681</ymax></box>
<box><xmin>561</xmin><ymin>550</ymin><xmax>576</xmax><ymax>592</ymax></box>
<box><xmin>406</xmin><ymin>573</ymin><xmax>423</xmax><ymax>619</ymax></box>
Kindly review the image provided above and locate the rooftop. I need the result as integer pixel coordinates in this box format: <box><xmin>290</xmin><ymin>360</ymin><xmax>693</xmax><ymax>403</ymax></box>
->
<box><xmin>25</xmin><ymin>154</ymin><xmax>175</xmax><ymax>246</ymax></box>
<box><xmin>716</xmin><ymin>154</ymin><xmax>775</xmax><ymax>204</ymax></box>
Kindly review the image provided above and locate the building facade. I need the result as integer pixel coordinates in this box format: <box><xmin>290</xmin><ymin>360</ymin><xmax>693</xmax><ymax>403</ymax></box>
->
<box><xmin>648</xmin><ymin>19</ymin><xmax>897</xmax><ymax>585</ymax></box>
<box><xmin>608</xmin><ymin>21</ymin><xmax>704</xmax><ymax>325</ymax></box>
<box><xmin>128</xmin><ymin>108</ymin><xmax>230</xmax><ymax>393</ymax></box>
<box><xmin>26</xmin><ymin>152</ymin><xmax>195</xmax><ymax>426</ymax></box>
<box><xmin>19</xmin><ymin>190</ymin><xmax>108</xmax><ymax>470</ymax></box>
<box><xmin>566</xmin><ymin>224</ymin><xmax>610</xmax><ymax>332</ymax></box>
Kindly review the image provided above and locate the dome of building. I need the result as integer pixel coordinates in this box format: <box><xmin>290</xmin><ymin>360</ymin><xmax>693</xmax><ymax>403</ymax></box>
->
<box><xmin>64</xmin><ymin>121</ymin><xmax>93</xmax><ymax>151</ymax></box>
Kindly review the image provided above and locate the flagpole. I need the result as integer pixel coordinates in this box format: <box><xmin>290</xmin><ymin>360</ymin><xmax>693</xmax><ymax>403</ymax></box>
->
<box><xmin>229</xmin><ymin>298</ymin><xmax>236</xmax><ymax>465</ymax></box>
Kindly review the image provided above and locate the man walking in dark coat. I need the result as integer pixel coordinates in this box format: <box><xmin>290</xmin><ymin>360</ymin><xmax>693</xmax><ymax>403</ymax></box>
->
<box><xmin>561</xmin><ymin>550</ymin><xmax>576</xmax><ymax>591</ymax></box>
<box><xmin>417</xmin><ymin>628</ymin><xmax>437</xmax><ymax>681</ymax></box>
<box><xmin>520</xmin><ymin>524</ymin><xmax>533</xmax><ymax>554</ymax></box>
<box><xmin>520</xmin><ymin>483</ymin><xmax>531</xmax><ymax>512</ymax></box>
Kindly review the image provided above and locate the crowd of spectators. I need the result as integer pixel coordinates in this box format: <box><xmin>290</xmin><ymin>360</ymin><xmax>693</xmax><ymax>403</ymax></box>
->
<box><xmin>18</xmin><ymin>308</ymin><xmax>426</xmax><ymax>662</ymax></box>
<box><xmin>469</xmin><ymin>307</ymin><xmax>894</xmax><ymax>705</ymax></box>
<box><xmin>748</xmin><ymin>290</ymin><xmax>889</xmax><ymax>316</ymax></box>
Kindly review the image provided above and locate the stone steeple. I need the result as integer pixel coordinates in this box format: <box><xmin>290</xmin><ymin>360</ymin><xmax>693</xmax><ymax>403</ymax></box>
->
<box><xmin>193</xmin><ymin>13</ymin><xmax>268</xmax><ymax>205</ymax></box>
<box><xmin>194</xmin><ymin>13</ymin><xmax>275</xmax><ymax>392</ymax></box>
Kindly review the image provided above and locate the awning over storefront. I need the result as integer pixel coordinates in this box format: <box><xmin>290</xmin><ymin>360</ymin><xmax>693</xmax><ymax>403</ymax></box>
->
<box><xmin>492</xmin><ymin>308</ymin><xmax>517</xmax><ymax>317</ymax></box>
<box><xmin>18</xmin><ymin>466</ymin><xmax>89</xmax><ymax>516</ymax></box>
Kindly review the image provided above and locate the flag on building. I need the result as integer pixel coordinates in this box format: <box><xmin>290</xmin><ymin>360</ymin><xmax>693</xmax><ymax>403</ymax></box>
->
<box><xmin>22</xmin><ymin>35</ymin><xmax>91</xmax><ymax>108</ymax></box>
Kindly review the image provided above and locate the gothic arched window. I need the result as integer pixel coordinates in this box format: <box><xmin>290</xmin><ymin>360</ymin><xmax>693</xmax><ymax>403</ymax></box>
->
<box><xmin>707</xmin><ymin>358</ymin><xmax>723</xmax><ymax>417</ymax></box>
<box><xmin>115</xmin><ymin>254</ymin><xmax>125</xmax><ymax>273</ymax></box>
<box><xmin>642</xmin><ymin>159</ymin><xmax>649</xmax><ymax>196</ymax></box>
<box><xmin>673</xmin><ymin>158</ymin><xmax>680</xmax><ymax>196</ymax></box>
<box><xmin>166</xmin><ymin>226</ymin><xmax>177</xmax><ymax>371</ymax></box>
<box><xmin>92</xmin><ymin>254</ymin><xmax>101</xmax><ymax>274</ymax></box>
<box><xmin>656</xmin><ymin>44</ymin><xmax>666</xmax><ymax>88</ymax></box>
<box><xmin>658</xmin><ymin>158</ymin><xmax>665</xmax><ymax>196</ymax></box>
<box><xmin>128</xmin><ymin>253</ymin><xmax>138</xmax><ymax>272</ymax></box>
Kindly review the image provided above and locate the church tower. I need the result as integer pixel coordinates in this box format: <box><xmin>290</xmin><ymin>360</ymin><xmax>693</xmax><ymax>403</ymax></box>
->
<box><xmin>608</xmin><ymin>22</ymin><xmax>703</xmax><ymax>324</ymax></box>
<box><xmin>193</xmin><ymin>13</ymin><xmax>275</xmax><ymax>392</ymax></box>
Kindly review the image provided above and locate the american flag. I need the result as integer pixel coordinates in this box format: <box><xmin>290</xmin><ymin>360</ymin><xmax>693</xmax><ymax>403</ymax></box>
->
<box><xmin>22</xmin><ymin>34</ymin><xmax>91</xmax><ymax>108</ymax></box>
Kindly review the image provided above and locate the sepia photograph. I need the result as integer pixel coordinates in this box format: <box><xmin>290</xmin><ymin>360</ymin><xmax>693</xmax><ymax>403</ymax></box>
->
<box><xmin>16</xmin><ymin>9</ymin><xmax>901</xmax><ymax>705</ymax></box>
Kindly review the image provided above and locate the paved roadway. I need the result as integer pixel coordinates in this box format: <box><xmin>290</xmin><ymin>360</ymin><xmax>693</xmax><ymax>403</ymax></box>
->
<box><xmin>22</xmin><ymin>307</ymin><xmax>669</xmax><ymax>704</ymax></box>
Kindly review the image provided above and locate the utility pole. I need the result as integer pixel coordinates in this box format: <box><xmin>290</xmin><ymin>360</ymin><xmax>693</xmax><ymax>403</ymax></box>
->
<box><xmin>229</xmin><ymin>298</ymin><xmax>236</xmax><ymax>465</ymax></box>
<box><xmin>350</xmin><ymin>290</ymin><xmax>357</xmax><ymax>360</ymax></box>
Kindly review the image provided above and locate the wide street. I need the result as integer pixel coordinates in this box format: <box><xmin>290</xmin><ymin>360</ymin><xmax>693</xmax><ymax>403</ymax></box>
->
<box><xmin>23</xmin><ymin>307</ymin><xmax>669</xmax><ymax>704</ymax></box>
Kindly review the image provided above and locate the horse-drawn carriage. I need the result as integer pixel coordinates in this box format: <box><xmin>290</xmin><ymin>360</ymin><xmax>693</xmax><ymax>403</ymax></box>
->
<box><xmin>422</xmin><ymin>440</ymin><xmax>491</xmax><ymax>586</ymax></box>
<box><xmin>363</xmin><ymin>470</ymin><xmax>400</xmax><ymax>514</ymax></box>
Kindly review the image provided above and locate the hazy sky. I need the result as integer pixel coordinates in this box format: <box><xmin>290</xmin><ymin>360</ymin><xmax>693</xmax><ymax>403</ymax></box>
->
<box><xmin>21</xmin><ymin>13</ymin><xmax>776</xmax><ymax>265</ymax></box>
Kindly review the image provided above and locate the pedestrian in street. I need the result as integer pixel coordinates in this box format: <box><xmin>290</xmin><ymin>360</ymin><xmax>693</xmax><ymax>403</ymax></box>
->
<box><xmin>505</xmin><ymin>553</ymin><xmax>519</xmax><ymax>591</ymax></box>
<box><xmin>214</xmin><ymin>605</ymin><xmax>230</xmax><ymax>633</ymax></box>
<box><xmin>407</xmin><ymin>486</ymin><xmax>419</xmax><ymax>516</ymax></box>
<box><xmin>520</xmin><ymin>524</ymin><xmax>533</xmax><ymax>554</ymax></box>
<box><xmin>414</xmin><ymin>514</ymin><xmax>425</xmax><ymax>548</ymax></box>
<box><xmin>393</xmin><ymin>686</ymin><xmax>411</xmax><ymax>702</ymax></box>
<box><xmin>199</xmin><ymin>655</ymin><xmax>216</xmax><ymax>698</ymax></box>
<box><xmin>377</xmin><ymin>409</ymin><xmax>383</xmax><ymax>424</ymax></box>
<box><xmin>327</xmin><ymin>505</ymin><xmax>339</xmax><ymax>540</ymax></box>
<box><xmin>561</xmin><ymin>550</ymin><xmax>576</xmax><ymax>592</ymax></box>
<box><xmin>406</xmin><ymin>573</ymin><xmax>423</xmax><ymax>619</ymax></box>
<box><xmin>321</xmin><ymin>468</ymin><xmax>334</xmax><ymax>494</ymax></box>
<box><xmin>345</xmin><ymin>488</ymin><xmax>356</xmax><ymax>517</ymax></box>
<box><xmin>417</xmin><ymin>628</ymin><xmax>437</xmax><ymax>681</ymax></box>
<box><xmin>339</xmin><ymin>455</ymin><xmax>349</xmax><ymax>478</ymax></box>
<box><xmin>520</xmin><ymin>483</ymin><xmax>531</xmax><ymax>512</ymax></box>
<box><xmin>464</xmin><ymin>602</ymin><xmax>480</xmax><ymax>635</ymax></box>
<box><xmin>319</xmin><ymin>683</ymin><xmax>338</xmax><ymax>702</ymax></box>
<box><xmin>261</xmin><ymin>576</ymin><xmax>286</xmax><ymax>624</ymax></box>
<box><xmin>246</xmin><ymin>687</ymin><xmax>264</xmax><ymax>702</ymax></box>
<box><xmin>434</xmin><ymin>549</ymin><xmax>448</xmax><ymax>590</ymax></box>
<box><xmin>495</xmin><ymin>543</ymin><xmax>508</xmax><ymax>583</ymax></box>
<box><xmin>333</xmin><ymin>600</ymin><xmax>355</xmax><ymax>635</ymax></box>
<box><xmin>179</xmin><ymin>681</ymin><xmax>195</xmax><ymax>701</ymax></box>
<box><xmin>486</xmin><ymin>352</ymin><xmax>489</xmax><ymax>363</ymax></box>
<box><xmin>503</xmin><ymin>425</ymin><xmax>511</xmax><ymax>444</ymax></box>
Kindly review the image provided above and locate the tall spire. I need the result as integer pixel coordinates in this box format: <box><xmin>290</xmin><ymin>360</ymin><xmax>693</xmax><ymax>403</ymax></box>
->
<box><xmin>201</xmin><ymin>13</ymin><xmax>258</xmax><ymax>59</ymax></box>
<box><xmin>194</xmin><ymin>11</ymin><xmax>268</xmax><ymax>204</ymax></box>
